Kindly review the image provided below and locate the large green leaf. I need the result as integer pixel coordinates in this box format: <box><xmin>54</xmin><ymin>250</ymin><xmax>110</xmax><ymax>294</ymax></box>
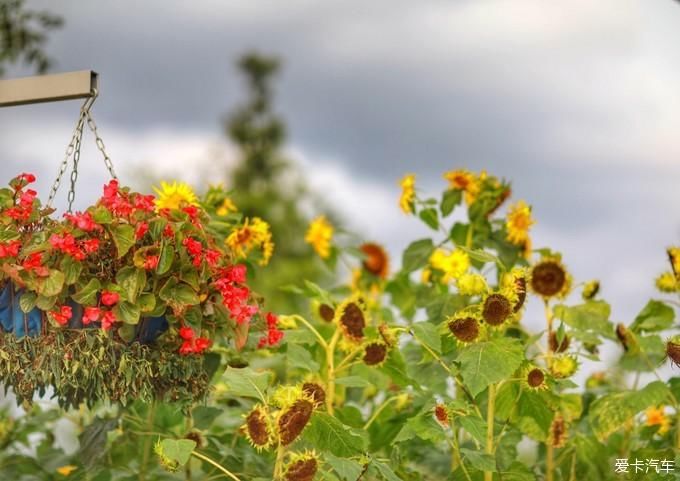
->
<box><xmin>36</xmin><ymin>269</ymin><xmax>65</xmax><ymax>297</ymax></box>
<box><xmin>630</xmin><ymin>300</ymin><xmax>674</xmax><ymax>333</ymax></box>
<box><xmin>553</xmin><ymin>301</ymin><xmax>614</xmax><ymax>340</ymax></box>
<box><xmin>113</xmin><ymin>301</ymin><xmax>141</xmax><ymax>325</ymax></box>
<box><xmin>325</xmin><ymin>453</ymin><xmax>363</xmax><ymax>481</ymax></box>
<box><xmin>303</xmin><ymin>413</ymin><xmax>367</xmax><ymax>457</ymax></box>
<box><xmin>116</xmin><ymin>266</ymin><xmax>146</xmax><ymax>303</ymax></box>
<box><xmin>221</xmin><ymin>367</ymin><xmax>271</xmax><ymax>401</ymax></box>
<box><xmin>72</xmin><ymin>278</ymin><xmax>101</xmax><ymax>305</ymax></box>
<box><xmin>159</xmin><ymin>439</ymin><xmax>196</xmax><ymax>465</ymax></box>
<box><xmin>589</xmin><ymin>381</ymin><xmax>671</xmax><ymax>441</ymax></box>
<box><xmin>412</xmin><ymin>321</ymin><xmax>441</xmax><ymax>354</ymax></box>
<box><xmin>402</xmin><ymin>238</ymin><xmax>434</xmax><ymax>273</ymax></box>
<box><xmin>456</xmin><ymin>338</ymin><xmax>524</xmax><ymax>396</ymax></box>
<box><xmin>110</xmin><ymin>224</ymin><xmax>135</xmax><ymax>258</ymax></box>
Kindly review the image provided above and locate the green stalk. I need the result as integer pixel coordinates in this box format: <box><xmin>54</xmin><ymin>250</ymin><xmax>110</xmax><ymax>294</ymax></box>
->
<box><xmin>484</xmin><ymin>383</ymin><xmax>496</xmax><ymax>481</ymax></box>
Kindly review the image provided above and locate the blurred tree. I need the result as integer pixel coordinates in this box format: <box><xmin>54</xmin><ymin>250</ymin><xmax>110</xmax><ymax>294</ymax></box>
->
<box><xmin>0</xmin><ymin>0</ymin><xmax>62</xmax><ymax>77</ymax></box>
<box><xmin>225</xmin><ymin>52</ymin><xmax>333</xmax><ymax>313</ymax></box>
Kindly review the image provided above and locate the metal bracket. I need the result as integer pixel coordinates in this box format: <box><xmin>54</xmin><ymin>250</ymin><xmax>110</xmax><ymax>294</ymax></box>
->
<box><xmin>0</xmin><ymin>70</ymin><xmax>98</xmax><ymax>107</ymax></box>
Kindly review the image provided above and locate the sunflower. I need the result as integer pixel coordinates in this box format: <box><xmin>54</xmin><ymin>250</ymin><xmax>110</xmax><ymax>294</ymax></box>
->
<box><xmin>668</xmin><ymin>247</ymin><xmax>680</xmax><ymax>277</ymax></box>
<box><xmin>153</xmin><ymin>181</ymin><xmax>198</xmax><ymax>211</ymax></box>
<box><xmin>302</xmin><ymin>382</ymin><xmax>326</xmax><ymax>409</ymax></box>
<box><xmin>56</xmin><ymin>466</ymin><xmax>78</xmax><ymax>476</ymax></box>
<box><xmin>522</xmin><ymin>365</ymin><xmax>548</xmax><ymax>391</ymax></box>
<box><xmin>243</xmin><ymin>405</ymin><xmax>275</xmax><ymax>451</ymax></box>
<box><xmin>505</xmin><ymin>200</ymin><xmax>535</xmax><ymax>246</ymax></box>
<box><xmin>334</xmin><ymin>295</ymin><xmax>369</xmax><ymax>342</ymax></box>
<box><xmin>226</xmin><ymin>217</ymin><xmax>274</xmax><ymax>266</ymax></box>
<box><xmin>362</xmin><ymin>341</ymin><xmax>389</xmax><ymax>366</ymax></box>
<box><xmin>645</xmin><ymin>406</ymin><xmax>671</xmax><ymax>435</ymax></box>
<box><xmin>548</xmin><ymin>332</ymin><xmax>570</xmax><ymax>353</ymax></box>
<box><xmin>549</xmin><ymin>355</ymin><xmax>578</xmax><ymax>379</ymax></box>
<box><xmin>447</xmin><ymin>314</ymin><xmax>485</xmax><ymax>344</ymax></box>
<box><xmin>666</xmin><ymin>336</ymin><xmax>680</xmax><ymax>367</ymax></box>
<box><xmin>360</xmin><ymin>242</ymin><xmax>389</xmax><ymax>279</ymax></box>
<box><xmin>501</xmin><ymin>267</ymin><xmax>528</xmax><ymax>313</ymax></box>
<box><xmin>216</xmin><ymin>197</ymin><xmax>237</xmax><ymax>216</ymax></box>
<box><xmin>305</xmin><ymin>216</ymin><xmax>333</xmax><ymax>259</ymax></box>
<box><xmin>443</xmin><ymin>169</ymin><xmax>480</xmax><ymax>205</ymax></box>
<box><xmin>399</xmin><ymin>174</ymin><xmax>416</xmax><ymax>214</ymax></box>
<box><xmin>434</xmin><ymin>404</ymin><xmax>450</xmax><ymax>427</ymax></box>
<box><xmin>456</xmin><ymin>273</ymin><xmax>488</xmax><ymax>297</ymax></box>
<box><xmin>277</xmin><ymin>398</ymin><xmax>314</xmax><ymax>446</ymax></box>
<box><xmin>481</xmin><ymin>292</ymin><xmax>514</xmax><ymax>327</ymax></box>
<box><xmin>529</xmin><ymin>257</ymin><xmax>571</xmax><ymax>299</ymax></box>
<box><xmin>429</xmin><ymin>248</ymin><xmax>470</xmax><ymax>283</ymax></box>
<box><xmin>581</xmin><ymin>280</ymin><xmax>600</xmax><ymax>300</ymax></box>
<box><xmin>548</xmin><ymin>414</ymin><xmax>568</xmax><ymax>448</ymax></box>
<box><xmin>656</xmin><ymin>272</ymin><xmax>678</xmax><ymax>293</ymax></box>
<box><xmin>283</xmin><ymin>451</ymin><xmax>320</xmax><ymax>481</ymax></box>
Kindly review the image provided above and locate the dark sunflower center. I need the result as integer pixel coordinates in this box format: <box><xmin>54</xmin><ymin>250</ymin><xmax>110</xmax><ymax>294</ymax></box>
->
<box><xmin>513</xmin><ymin>277</ymin><xmax>527</xmax><ymax>312</ymax></box>
<box><xmin>340</xmin><ymin>303</ymin><xmax>366</xmax><ymax>339</ymax></box>
<box><xmin>284</xmin><ymin>458</ymin><xmax>318</xmax><ymax>481</ymax></box>
<box><xmin>302</xmin><ymin>382</ymin><xmax>326</xmax><ymax>409</ymax></box>
<box><xmin>482</xmin><ymin>294</ymin><xmax>512</xmax><ymax>326</ymax></box>
<box><xmin>549</xmin><ymin>332</ymin><xmax>570</xmax><ymax>353</ymax></box>
<box><xmin>531</xmin><ymin>261</ymin><xmax>566</xmax><ymax>297</ymax></box>
<box><xmin>527</xmin><ymin>368</ymin><xmax>545</xmax><ymax>387</ymax></box>
<box><xmin>318</xmin><ymin>303</ymin><xmax>335</xmax><ymax>322</ymax></box>
<box><xmin>246</xmin><ymin>410</ymin><xmax>269</xmax><ymax>446</ymax></box>
<box><xmin>550</xmin><ymin>417</ymin><xmax>567</xmax><ymax>448</ymax></box>
<box><xmin>363</xmin><ymin>343</ymin><xmax>387</xmax><ymax>365</ymax></box>
<box><xmin>278</xmin><ymin>399</ymin><xmax>314</xmax><ymax>446</ymax></box>
<box><xmin>666</xmin><ymin>341</ymin><xmax>680</xmax><ymax>366</ymax></box>
<box><xmin>448</xmin><ymin>317</ymin><xmax>480</xmax><ymax>342</ymax></box>
<box><xmin>434</xmin><ymin>405</ymin><xmax>449</xmax><ymax>426</ymax></box>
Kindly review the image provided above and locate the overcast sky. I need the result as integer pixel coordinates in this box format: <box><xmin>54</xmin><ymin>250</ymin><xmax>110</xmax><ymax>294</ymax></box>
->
<box><xmin>2</xmin><ymin>0</ymin><xmax>680</xmax><ymax>360</ymax></box>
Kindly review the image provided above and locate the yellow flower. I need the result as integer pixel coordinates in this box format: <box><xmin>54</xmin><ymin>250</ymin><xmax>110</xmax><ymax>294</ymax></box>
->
<box><xmin>216</xmin><ymin>197</ymin><xmax>237</xmax><ymax>216</ymax></box>
<box><xmin>505</xmin><ymin>200</ymin><xmax>535</xmax><ymax>245</ymax></box>
<box><xmin>429</xmin><ymin>248</ymin><xmax>470</xmax><ymax>283</ymax></box>
<box><xmin>153</xmin><ymin>181</ymin><xmax>198</xmax><ymax>211</ymax></box>
<box><xmin>582</xmin><ymin>280</ymin><xmax>600</xmax><ymax>300</ymax></box>
<box><xmin>656</xmin><ymin>271</ymin><xmax>678</xmax><ymax>293</ymax></box>
<box><xmin>645</xmin><ymin>406</ymin><xmax>671</xmax><ymax>435</ymax></box>
<box><xmin>226</xmin><ymin>217</ymin><xmax>274</xmax><ymax>266</ymax></box>
<box><xmin>443</xmin><ymin>169</ymin><xmax>480</xmax><ymax>204</ymax></box>
<box><xmin>56</xmin><ymin>465</ymin><xmax>78</xmax><ymax>476</ymax></box>
<box><xmin>399</xmin><ymin>174</ymin><xmax>416</xmax><ymax>214</ymax></box>
<box><xmin>456</xmin><ymin>273</ymin><xmax>488</xmax><ymax>296</ymax></box>
<box><xmin>668</xmin><ymin>247</ymin><xmax>680</xmax><ymax>276</ymax></box>
<box><xmin>305</xmin><ymin>215</ymin><xmax>333</xmax><ymax>259</ymax></box>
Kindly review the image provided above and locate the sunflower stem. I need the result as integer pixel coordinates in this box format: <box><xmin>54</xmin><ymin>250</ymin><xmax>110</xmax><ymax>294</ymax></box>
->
<box><xmin>484</xmin><ymin>383</ymin><xmax>496</xmax><ymax>481</ymax></box>
<box><xmin>544</xmin><ymin>300</ymin><xmax>555</xmax><ymax>481</ymax></box>
<box><xmin>273</xmin><ymin>443</ymin><xmax>286</xmax><ymax>480</ymax></box>
<box><xmin>191</xmin><ymin>450</ymin><xmax>241</xmax><ymax>481</ymax></box>
<box><xmin>291</xmin><ymin>315</ymin><xmax>327</xmax><ymax>349</ymax></box>
<box><xmin>325</xmin><ymin>328</ymin><xmax>342</xmax><ymax>415</ymax></box>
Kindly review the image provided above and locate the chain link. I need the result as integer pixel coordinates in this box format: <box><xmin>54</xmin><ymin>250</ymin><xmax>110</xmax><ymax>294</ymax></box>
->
<box><xmin>46</xmin><ymin>89</ymin><xmax>118</xmax><ymax>211</ymax></box>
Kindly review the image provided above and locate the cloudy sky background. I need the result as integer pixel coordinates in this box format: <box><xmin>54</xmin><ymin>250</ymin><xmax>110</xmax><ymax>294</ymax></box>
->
<box><xmin>2</xmin><ymin>0</ymin><xmax>680</xmax><ymax>373</ymax></box>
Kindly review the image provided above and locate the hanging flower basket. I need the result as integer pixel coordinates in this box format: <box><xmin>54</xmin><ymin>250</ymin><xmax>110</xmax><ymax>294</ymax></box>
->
<box><xmin>0</xmin><ymin>173</ymin><xmax>265</xmax><ymax>409</ymax></box>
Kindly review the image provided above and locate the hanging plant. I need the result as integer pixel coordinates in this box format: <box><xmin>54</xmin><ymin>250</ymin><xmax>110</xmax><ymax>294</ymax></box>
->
<box><xmin>0</xmin><ymin>173</ymin><xmax>268</xmax><ymax>408</ymax></box>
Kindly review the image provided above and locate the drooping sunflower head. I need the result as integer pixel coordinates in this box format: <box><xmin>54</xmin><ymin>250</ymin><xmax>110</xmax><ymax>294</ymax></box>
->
<box><xmin>277</xmin><ymin>397</ymin><xmax>315</xmax><ymax>446</ymax></box>
<box><xmin>447</xmin><ymin>314</ymin><xmax>484</xmax><ymax>344</ymax></box>
<box><xmin>656</xmin><ymin>272</ymin><xmax>678</xmax><ymax>293</ymax></box>
<box><xmin>302</xmin><ymin>382</ymin><xmax>326</xmax><ymax>410</ymax></box>
<box><xmin>153</xmin><ymin>181</ymin><xmax>199</xmax><ymax>211</ymax></box>
<box><xmin>522</xmin><ymin>365</ymin><xmax>548</xmax><ymax>391</ymax></box>
<box><xmin>305</xmin><ymin>215</ymin><xmax>334</xmax><ymax>259</ymax></box>
<box><xmin>456</xmin><ymin>273</ymin><xmax>489</xmax><ymax>297</ymax></box>
<box><xmin>283</xmin><ymin>451</ymin><xmax>321</xmax><ymax>481</ymax></box>
<box><xmin>216</xmin><ymin>197</ymin><xmax>237</xmax><ymax>216</ymax></box>
<box><xmin>548</xmin><ymin>331</ymin><xmax>571</xmax><ymax>353</ymax></box>
<box><xmin>529</xmin><ymin>257</ymin><xmax>571</xmax><ymax>299</ymax></box>
<box><xmin>434</xmin><ymin>404</ymin><xmax>450</xmax><ymax>427</ymax></box>
<box><xmin>334</xmin><ymin>295</ymin><xmax>369</xmax><ymax>342</ymax></box>
<box><xmin>362</xmin><ymin>341</ymin><xmax>389</xmax><ymax>366</ymax></box>
<box><xmin>378</xmin><ymin>323</ymin><xmax>398</xmax><ymax>347</ymax></box>
<box><xmin>501</xmin><ymin>267</ymin><xmax>528</xmax><ymax>313</ymax></box>
<box><xmin>616</xmin><ymin>323</ymin><xmax>637</xmax><ymax>353</ymax></box>
<box><xmin>505</xmin><ymin>200</ymin><xmax>535</xmax><ymax>246</ymax></box>
<box><xmin>549</xmin><ymin>355</ymin><xmax>578</xmax><ymax>379</ymax></box>
<box><xmin>243</xmin><ymin>405</ymin><xmax>275</xmax><ymax>451</ymax></box>
<box><xmin>360</xmin><ymin>242</ymin><xmax>390</xmax><ymax>279</ymax></box>
<box><xmin>399</xmin><ymin>174</ymin><xmax>416</xmax><ymax>214</ymax></box>
<box><xmin>665</xmin><ymin>336</ymin><xmax>680</xmax><ymax>367</ymax></box>
<box><xmin>581</xmin><ymin>280</ymin><xmax>600</xmax><ymax>300</ymax></box>
<box><xmin>443</xmin><ymin>169</ymin><xmax>480</xmax><ymax>204</ymax></box>
<box><xmin>548</xmin><ymin>414</ymin><xmax>568</xmax><ymax>448</ymax></box>
<box><xmin>226</xmin><ymin>217</ymin><xmax>274</xmax><ymax>266</ymax></box>
<box><xmin>481</xmin><ymin>292</ymin><xmax>514</xmax><ymax>327</ymax></box>
<box><xmin>667</xmin><ymin>247</ymin><xmax>680</xmax><ymax>278</ymax></box>
<box><xmin>154</xmin><ymin>439</ymin><xmax>179</xmax><ymax>472</ymax></box>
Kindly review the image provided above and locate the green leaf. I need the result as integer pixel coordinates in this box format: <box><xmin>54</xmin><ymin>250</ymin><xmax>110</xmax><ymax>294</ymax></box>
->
<box><xmin>553</xmin><ymin>301</ymin><xmax>614</xmax><ymax>339</ymax></box>
<box><xmin>456</xmin><ymin>338</ymin><xmax>524</xmax><ymax>396</ymax></box>
<box><xmin>401</xmin><ymin>238</ymin><xmax>434</xmax><ymax>273</ymax></box>
<box><xmin>36</xmin><ymin>269</ymin><xmax>65</xmax><ymax>297</ymax></box>
<box><xmin>221</xmin><ymin>367</ymin><xmax>271</xmax><ymax>401</ymax></box>
<box><xmin>60</xmin><ymin>256</ymin><xmax>83</xmax><ymax>285</ymax></box>
<box><xmin>35</xmin><ymin>294</ymin><xmax>57</xmax><ymax>311</ymax></box>
<box><xmin>118</xmin><ymin>324</ymin><xmax>136</xmax><ymax>343</ymax></box>
<box><xmin>72</xmin><ymin>278</ymin><xmax>101</xmax><ymax>306</ymax></box>
<box><xmin>460</xmin><ymin>448</ymin><xmax>496</xmax><ymax>471</ymax></box>
<box><xmin>325</xmin><ymin>453</ymin><xmax>363</xmax><ymax>481</ymax></box>
<box><xmin>78</xmin><ymin>417</ymin><xmax>118</xmax><ymax>470</ymax></box>
<box><xmin>589</xmin><ymin>381</ymin><xmax>671</xmax><ymax>441</ymax></box>
<box><xmin>19</xmin><ymin>292</ymin><xmax>37</xmax><ymax>313</ymax></box>
<box><xmin>159</xmin><ymin>439</ymin><xmax>196</xmax><ymax>466</ymax></box>
<box><xmin>630</xmin><ymin>300</ymin><xmax>675</xmax><ymax>333</ymax></box>
<box><xmin>113</xmin><ymin>301</ymin><xmax>141</xmax><ymax>325</ymax></box>
<box><xmin>418</xmin><ymin>208</ymin><xmax>439</xmax><ymax>230</ymax></box>
<box><xmin>303</xmin><ymin>413</ymin><xmax>366</xmax><ymax>457</ymax></box>
<box><xmin>159</xmin><ymin>278</ymin><xmax>200</xmax><ymax>306</ymax></box>
<box><xmin>287</xmin><ymin>343</ymin><xmax>320</xmax><ymax>372</ymax></box>
<box><xmin>191</xmin><ymin>406</ymin><xmax>223</xmax><ymax>430</ymax></box>
<box><xmin>156</xmin><ymin>243</ymin><xmax>175</xmax><ymax>275</ymax></box>
<box><xmin>393</xmin><ymin>409</ymin><xmax>446</xmax><ymax>444</ymax></box>
<box><xmin>515</xmin><ymin>391</ymin><xmax>553</xmax><ymax>441</ymax></box>
<box><xmin>137</xmin><ymin>293</ymin><xmax>157</xmax><ymax>313</ymax></box>
<box><xmin>335</xmin><ymin>376</ymin><xmax>371</xmax><ymax>388</ymax></box>
<box><xmin>412</xmin><ymin>321</ymin><xmax>441</xmax><ymax>354</ymax></box>
<box><xmin>116</xmin><ymin>266</ymin><xmax>146</xmax><ymax>303</ymax></box>
<box><xmin>110</xmin><ymin>224</ymin><xmax>135</xmax><ymax>258</ymax></box>
<box><xmin>441</xmin><ymin>188</ymin><xmax>462</xmax><ymax>216</ymax></box>
<box><xmin>371</xmin><ymin>459</ymin><xmax>401</xmax><ymax>481</ymax></box>
<box><xmin>459</xmin><ymin>415</ymin><xmax>487</xmax><ymax>445</ymax></box>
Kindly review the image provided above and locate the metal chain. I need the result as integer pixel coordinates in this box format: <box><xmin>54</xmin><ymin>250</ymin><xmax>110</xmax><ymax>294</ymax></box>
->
<box><xmin>46</xmin><ymin>89</ymin><xmax>118</xmax><ymax>211</ymax></box>
<box><xmin>85</xmin><ymin>108</ymin><xmax>118</xmax><ymax>180</ymax></box>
